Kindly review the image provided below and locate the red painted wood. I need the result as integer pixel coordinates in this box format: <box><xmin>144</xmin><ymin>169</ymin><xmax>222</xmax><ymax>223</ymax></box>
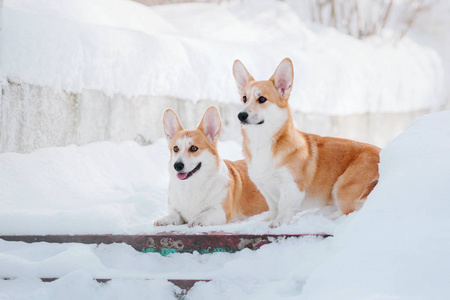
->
<box><xmin>40</xmin><ymin>277</ymin><xmax>111</xmax><ymax>283</ymax></box>
<box><xmin>168</xmin><ymin>279</ymin><xmax>211</xmax><ymax>295</ymax></box>
<box><xmin>0</xmin><ymin>232</ymin><xmax>332</xmax><ymax>254</ymax></box>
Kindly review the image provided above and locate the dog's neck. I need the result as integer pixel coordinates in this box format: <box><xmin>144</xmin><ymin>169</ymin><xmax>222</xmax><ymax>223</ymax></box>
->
<box><xmin>241</xmin><ymin>106</ymin><xmax>294</xmax><ymax>156</ymax></box>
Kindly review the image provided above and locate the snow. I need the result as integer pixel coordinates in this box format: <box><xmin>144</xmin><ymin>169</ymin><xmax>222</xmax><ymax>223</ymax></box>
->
<box><xmin>301</xmin><ymin>110</ymin><xmax>450</xmax><ymax>300</ymax></box>
<box><xmin>0</xmin><ymin>238</ymin><xmax>332</xmax><ymax>299</ymax></box>
<box><xmin>413</xmin><ymin>0</ymin><xmax>450</xmax><ymax>108</ymax></box>
<box><xmin>2</xmin><ymin>0</ymin><xmax>446</xmax><ymax>153</ymax></box>
<box><xmin>1</xmin><ymin>0</ymin><xmax>450</xmax><ymax>297</ymax></box>
<box><xmin>1</xmin><ymin>0</ymin><xmax>445</xmax><ymax>115</ymax></box>
<box><xmin>1</xmin><ymin>111</ymin><xmax>450</xmax><ymax>298</ymax></box>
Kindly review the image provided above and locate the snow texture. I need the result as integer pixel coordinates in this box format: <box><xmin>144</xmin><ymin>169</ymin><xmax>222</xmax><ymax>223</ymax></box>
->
<box><xmin>1</xmin><ymin>111</ymin><xmax>450</xmax><ymax>298</ymax></box>
<box><xmin>1</xmin><ymin>0</ymin><xmax>446</xmax><ymax>153</ymax></box>
<box><xmin>1</xmin><ymin>0</ymin><xmax>450</xmax><ymax>297</ymax></box>
<box><xmin>2</xmin><ymin>0</ymin><xmax>445</xmax><ymax>115</ymax></box>
<box><xmin>301</xmin><ymin>110</ymin><xmax>450</xmax><ymax>300</ymax></box>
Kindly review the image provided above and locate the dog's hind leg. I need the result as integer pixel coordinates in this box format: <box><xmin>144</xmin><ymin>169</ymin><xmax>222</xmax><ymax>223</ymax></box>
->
<box><xmin>332</xmin><ymin>151</ymin><xmax>379</xmax><ymax>214</ymax></box>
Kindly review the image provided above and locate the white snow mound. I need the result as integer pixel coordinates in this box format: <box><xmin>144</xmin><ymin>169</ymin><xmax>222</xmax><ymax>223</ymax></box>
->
<box><xmin>0</xmin><ymin>112</ymin><xmax>449</xmax><ymax>298</ymax></box>
<box><xmin>301</xmin><ymin>110</ymin><xmax>450</xmax><ymax>300</ymax></box>
<box><xmin>2</xmin><ymin>0</ymin><xmax>444</xmax><ymax>114</ymax></box>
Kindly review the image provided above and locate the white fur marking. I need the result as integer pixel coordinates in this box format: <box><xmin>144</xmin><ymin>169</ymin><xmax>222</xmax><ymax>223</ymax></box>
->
<box><xmin>242</xmin><ymin>99</ymin><xmax>302</xmax><ymax>227</ymax></box>
<box><xmin>156</xmin><ymin>138</ymin><xmax>232</xmax><ymax>226</ymax></box>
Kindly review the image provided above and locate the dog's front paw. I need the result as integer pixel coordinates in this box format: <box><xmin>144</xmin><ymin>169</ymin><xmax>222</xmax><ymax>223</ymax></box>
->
<box><xmin>263</xmin><ymin>211</ymin><xmax>278</xmax><ymax>222</ymax></box>
<box><xmin>154</xmin><ymin>219</ymin><xmax>172</xmax><ymax>226</ymax></box>
<box><xmin>269</xmin><ymin>217</ymin><xmax>288</xmax><ymax>228</ymax></box>
<box><xmin>154</xmin><ymin>216</ymin><xmax>180</xmax><ymax>226</ymax></box>
<box><xmin>188</xmin><ymin>219</ymin><xmax>203</xmax><ymax>227</ymax></box>
<box><xmin>269</xmin><ymin>220</ymin><xmax>282</xmax><ymax>228</ymax></box>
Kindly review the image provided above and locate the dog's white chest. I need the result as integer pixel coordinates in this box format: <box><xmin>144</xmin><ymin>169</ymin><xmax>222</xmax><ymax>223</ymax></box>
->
<box><xmin>168</xmin><ymin>163</ymin><xmax>230</xmax><ymax>222</ymax></box>
<box><xmin>247</xmin><ymin>140</ymin><xmax>285</xmax><ymax>200</ymax></box>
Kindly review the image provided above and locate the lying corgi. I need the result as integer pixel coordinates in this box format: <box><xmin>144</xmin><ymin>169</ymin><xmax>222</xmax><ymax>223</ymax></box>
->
<box><xmin>154</xmin><ymin>106</ymin><xmax>268</xmax><ymax>227</ymax></box>
<box><xmin>232</xmin><ymin>58</ymin><xmax>380</xmax><ymax>228</ymax></box>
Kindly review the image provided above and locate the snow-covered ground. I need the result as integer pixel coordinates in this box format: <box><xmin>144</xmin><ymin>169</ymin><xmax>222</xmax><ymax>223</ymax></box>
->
<box><xmin>301</xmin><ymin>110</ymin><xmax>450</xmax><ymax>300</ymax></box>
<box><xmin>1</xmin><ymin>111</ymin><xmax>450</xmax><ymax>299</ymax></box>
<box><xmin>1</xmin><ymin>0</ymin><xmax>446</xmax><ymax>152</ymax></box>
<box><xmin>1</xmin><ymin>0</ymin><xmax>450</xmax><ymax>298</ymax></box>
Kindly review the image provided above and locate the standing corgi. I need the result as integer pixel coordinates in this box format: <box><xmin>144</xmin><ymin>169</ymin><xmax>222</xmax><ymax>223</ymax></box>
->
<box><xmin>154</xmin><ymin>106</ymin><xmax>268</xmax><ymax>227</ymax></box>
<box><xmin>232</xmin><ymin>58</ymin><xmax>380</xmax><ymax>228</ymax></box>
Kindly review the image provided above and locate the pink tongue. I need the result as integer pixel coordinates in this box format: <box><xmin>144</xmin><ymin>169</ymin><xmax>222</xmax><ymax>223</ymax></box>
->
<box><xmin>177</xmin><ymin>173</ymin><xmax>188</xmax><ymax>180</ymax></box>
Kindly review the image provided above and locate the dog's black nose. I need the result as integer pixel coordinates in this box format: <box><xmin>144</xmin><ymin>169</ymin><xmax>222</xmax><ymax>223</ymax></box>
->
<box><xmin>174</xmin><ymin>162</ymin><xmax>184</xmax><ymax>172</ymax></box>
<box><xmin>238</xmin><ymin>112</ymin><xmax>248</xmax><ymax>122</ymax></box>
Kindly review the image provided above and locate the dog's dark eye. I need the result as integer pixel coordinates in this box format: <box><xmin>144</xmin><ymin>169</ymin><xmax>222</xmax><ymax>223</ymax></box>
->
<box><xmin>242</xmin><ymin>96</ymin><xmax>247</xmax><ymax>103</ymax></box>
<box><xmin>173</xmin><ymin>146</ymin><xmax>179</xmax><ymax>153</ymax></box>
<box><xmin>189</xmin><ymin>145</ymin><xmax>198</xmax><ymax>152</ymax></box>
<box><xmin>257</xmin><ymin>96</ymin><xmax>267</xmax><ymax>104</ymax></box>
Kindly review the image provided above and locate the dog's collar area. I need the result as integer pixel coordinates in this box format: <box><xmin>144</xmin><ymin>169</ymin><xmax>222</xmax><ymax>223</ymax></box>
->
<box><xmin>177</xmin><ymin>162</ymin><xmax>202</xmax><ymax>180</ymax></box>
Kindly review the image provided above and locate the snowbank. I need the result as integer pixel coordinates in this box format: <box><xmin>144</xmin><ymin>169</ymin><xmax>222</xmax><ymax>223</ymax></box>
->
<box><xmin>1</xmin><ymin>0</ymin><xmax>445</xmax><ymax>152</ymax></box>
<box><xmin>0</xmin><ymin>237</ymin><xmax>333</xmax><ymax>299</ymax></box>
<box><xmin>414</xmin><ymin>0</ymin><xmax>450</xmax><ymax>109</ymax></box>
<box><xmin>0</xmin><ymin>111</ymin><xmax>449</xmax><ymax>298</ymax></box>
<box><xmin>301</xmin><ymin>110</ymin><xmax>450</xmax><ymax>299</ymax></box>
<box><xmin>2</xmin><ymin>0</ymin><xmax>444</xmax><ymax>115</ymax></box>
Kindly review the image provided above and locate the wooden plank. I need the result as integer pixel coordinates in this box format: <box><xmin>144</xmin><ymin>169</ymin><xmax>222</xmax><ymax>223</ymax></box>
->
<box><xmin>0</xmin><ymin>232</ymin><xmax>332</xmax><ymax>255</ymax></box>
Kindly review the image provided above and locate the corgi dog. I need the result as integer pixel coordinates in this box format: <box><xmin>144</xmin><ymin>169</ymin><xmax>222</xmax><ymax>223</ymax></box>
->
<box><xmin>154</xmin><ymin>106</ymin><xmax>268</xmax><ymax>227</ymax></box>
<box><xmin>232</xmin><ymin>58</ymin><xmax>380</xmax><ymax>228</ymax></box>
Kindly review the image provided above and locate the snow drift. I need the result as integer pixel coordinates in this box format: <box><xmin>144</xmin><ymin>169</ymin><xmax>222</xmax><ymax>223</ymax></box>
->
<box><xmin>301</xmin><ymin>110</ymin><xmax>450</xmax><ymax>300</ymax></box>
<box><xmin>2</xmin><ymin>0</ymin><xmax>443</xmax><ymax>114</ymax></box>
<box><xmin>1</xmin><ymin>0</ymin><xmax>446</xmax><ymax>152</ymax></box>
<box><xmin>1</xmin><ymin>111</ymin><xmax>450</xmax><ymax>299</ymax></box>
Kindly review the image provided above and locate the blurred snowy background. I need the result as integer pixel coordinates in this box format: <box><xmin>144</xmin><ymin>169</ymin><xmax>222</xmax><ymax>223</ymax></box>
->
<box><xmin>1</xmin><ymin>1</ymin><xmax>450</xmax><ymax>299</ymax></box>
<box><xmin>1</xmin><ymin>0</ymin><xmax>449</xmax><ymax>152</ymax></box>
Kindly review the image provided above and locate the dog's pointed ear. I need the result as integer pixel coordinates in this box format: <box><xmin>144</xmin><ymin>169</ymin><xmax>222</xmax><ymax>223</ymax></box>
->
<box><xmin>162</xmin><ymin>108</ymin><xmax>183</xmax><ymax>142</ymax></box>
<box><xmin>270</xmin><ymin>58</ymin><xmax>294</xmax><ymax>99</ymax></box>
<box><xmin>198</xmin><ymin>106</ymin><xmax>221</xmax><ymax>144</ymax></box>
<box><xmin>233</xmin><ymin>60</ymin><xmax>254</xmax><ymax>96</ymax></box>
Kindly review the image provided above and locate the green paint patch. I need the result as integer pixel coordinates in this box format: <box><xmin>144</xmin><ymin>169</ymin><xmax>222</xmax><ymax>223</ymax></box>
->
<box><xmin>142</xmin><ymin>248</ymin><xmax>235</xmax><ymax>256</ymax></box>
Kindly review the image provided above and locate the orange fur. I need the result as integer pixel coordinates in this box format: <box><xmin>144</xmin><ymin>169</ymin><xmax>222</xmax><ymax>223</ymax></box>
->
<box><xmin>236</xmin><ymin>58</ymin><xmax>380</xmax><ymax>215</ymax></box>
<box><xmin>240</xmin><ymin>128</ymin><xmax>252</xmax><ymax>161</ymax></box>
<box><xmin>272</xmin><ymin>107</ymin><xmax>380</xmax><ymax>213</ymax></box>
<box><xmin>222</xmin><ymin>160</ymin><xmax>268</xmax><ymax>222</ymax></box>
<box><xmin>166</xmin><ymin>107</ymin><xmax>268</xmax><ymax>223</ymax></box>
